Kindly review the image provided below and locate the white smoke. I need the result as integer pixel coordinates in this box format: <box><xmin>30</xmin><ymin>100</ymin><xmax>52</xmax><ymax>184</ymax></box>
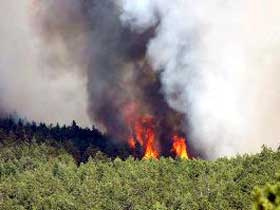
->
<box><xmin>120</xmin><ymin>0</ymin><xmax>280</xmax><ymax>159</ymax></box>
<box><xmin>0</xmin><ymin>1</ymin><xmax>90</xmax><ymax>126</ymax></box>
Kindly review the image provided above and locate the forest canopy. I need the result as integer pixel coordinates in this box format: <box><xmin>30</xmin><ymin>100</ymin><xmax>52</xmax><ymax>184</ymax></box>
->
<box><xmin>0</xmin><ymin>118</ymin><xmax>279</xmax><ymax>210</ymax></box>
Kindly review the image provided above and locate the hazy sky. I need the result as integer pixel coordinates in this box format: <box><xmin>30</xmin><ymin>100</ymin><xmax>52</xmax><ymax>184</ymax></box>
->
<box><xmin>0</xmin><ymin>1</ymin><xmax>90</xmax><ymax>126</ymax></box>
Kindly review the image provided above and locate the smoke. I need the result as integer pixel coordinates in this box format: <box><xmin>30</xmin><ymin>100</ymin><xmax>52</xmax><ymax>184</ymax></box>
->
<box><xmin>31</xmin><ymin>0</ymin><xmax>186</xmax><ymax>150</ymax></box>
<box><xmin>120</xmin><ymin>0</ymin><xmax>280</xmax><ymax>158</ymax></box>
<box><xmin>0</xmin><ymin>0</ymin><xmax>182</xmax><ymax>149</ymax></box>
<box><xmin>0</xmin><ymin>1</ymin><xmax>90</xmax><ymax>126</ymax></box>
<box><xmin>1</xmin><ymin>0</ymin><xmax>280</xmax><ymax>159</ymax></box>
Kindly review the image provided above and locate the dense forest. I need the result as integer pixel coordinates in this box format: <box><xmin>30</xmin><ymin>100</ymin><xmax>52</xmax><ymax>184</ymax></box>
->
<box><xmin>0</xmin><ymin>118</ymin><xmax>279</xmax><ymax>210</ymax></box>
<box><xmin>0</xmin><ymin>117</ymin><xmax>131</xmax><ymax>163</ymax></box>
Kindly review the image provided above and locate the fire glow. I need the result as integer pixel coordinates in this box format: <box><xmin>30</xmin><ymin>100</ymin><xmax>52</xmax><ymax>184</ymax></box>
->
<box><xmin>128</xmin><ymin>115</ymin><xmax>188</xmax><ymax>160</ymax></box>
<box><xmin>128</xmin><ymin>115</ymin><xmax>159</xmax><ymax>160</ymax></box>
<box><xmin>172</xmin><ymin>135</ymin><xmax>188</xmax><ymax>159</ymax></box>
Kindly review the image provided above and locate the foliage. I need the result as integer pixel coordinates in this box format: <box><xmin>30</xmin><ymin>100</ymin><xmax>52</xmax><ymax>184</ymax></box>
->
<box><xmin>0</xmin><ymin>117</ymin><xmax>130</xmax><ymax>163</ymax></box>
<box><xmin>0</xmin><ymin>138</ymin><xmax>279</xmax><ymax>209</ymax></box>
<box><xmin>0</xmin><ymin>118</ymin><xmax>279</xmax><ymax>209</ymax></box>
<box><xmin>252</xmin><ymin>176</ymin><xmax>280</xmax><ymax>210</ymax></box>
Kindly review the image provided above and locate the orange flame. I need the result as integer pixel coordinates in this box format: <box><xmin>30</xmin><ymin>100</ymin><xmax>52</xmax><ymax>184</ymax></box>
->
<box><xmin>142</xmin><ymin>127</ymin><xmax>159</xmax><ymax>160</ymax></box>
<box><xmin>172</xmin><ymin>135</ymin><xmax>188</xmax><ymax>159</ymax></box>
<box><xmin>128</xmin><ymin>136</ymin><xmax>136</xmax><ymax>150</ymax></box>
<box><xmin>128</xmin><ymin>115</ymin><xmax>159</xmax><ymax>159</ymax></box>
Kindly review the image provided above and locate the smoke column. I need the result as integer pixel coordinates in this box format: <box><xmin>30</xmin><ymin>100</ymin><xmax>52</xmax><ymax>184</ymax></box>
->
<box><xmin>0</xmin><ymin>0</ymin><xmax>173</xmax><ymax>138</ymax></box>
<box><xmin>1</xmin><ymin>0</ymin><xmax>280</xmax><ymax>159</ymax></box>
<box><xmin>31</xmin><ymin>0</ymin><xmax>185</xmax><ymax>148</ymax></box>
<box><xmin>120</xmin><ymin>0</ymin><xmax>280</xmax><ymax>158</ymax></box>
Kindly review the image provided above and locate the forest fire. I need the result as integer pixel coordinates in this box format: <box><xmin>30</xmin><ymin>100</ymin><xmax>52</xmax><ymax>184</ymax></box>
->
<box><xmin>171</xmin><ymin>135</ymin><xmax>188</xmax><ymax>159</ymax></box>
<box><xmin>128</xmin><ymin>115</ymin><xmax>159</xmax><ymax>160</ymax></box>
<box><xmin>127</xmin><ymin>114</ymin><xmax>189</xmax><ymax>160</ymax></box>
<box><xmin>142</xmin><ymin>128</ymin><xmax>159</xmax><ymax>160</ymax></box>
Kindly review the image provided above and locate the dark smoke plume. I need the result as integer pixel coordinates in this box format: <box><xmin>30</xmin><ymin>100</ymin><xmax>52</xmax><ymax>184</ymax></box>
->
<box><xmin>3</xmin><ymin>0</ymin><xmax>279</xmax><ymax>159</ymax></box>
<box><xmin>32</xmin><ymin>0</ymin><xmax>186</xmax><ymax>156</ymax></box>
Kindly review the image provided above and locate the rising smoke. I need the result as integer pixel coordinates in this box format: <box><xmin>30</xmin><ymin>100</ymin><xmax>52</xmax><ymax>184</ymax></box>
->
<box><xmin>1</xmin><ymin>0</ymin><xmax>280</xmax><ymax>159</ymax></box>
<box><xmin>32</xmin><ymin>0</ymin><xmax>186</xmax><ymax>150</ymax></box>
<box><xmin>120</xmin><ymin>0</ymin><xmax>280</xmax><ymax>158</ymax></box>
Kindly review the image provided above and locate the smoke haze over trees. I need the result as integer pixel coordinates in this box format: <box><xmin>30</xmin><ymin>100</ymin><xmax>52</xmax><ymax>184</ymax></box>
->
<box><xmin>120</xmin><ymin>0</ymin><xmax>280</xmax><ymax>158</ymax></box>
<box><xmin>1</xmin><ymin>0</ymin><xmax>280</xmax><ymax>159</ymax></box>
<box><xmin>0</xmin><ymin>1</ymin><xmax>90</xmax><ymax>127</ymax></box>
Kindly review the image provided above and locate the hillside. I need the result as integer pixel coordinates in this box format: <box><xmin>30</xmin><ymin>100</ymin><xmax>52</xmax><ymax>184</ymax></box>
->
<box><xmin>0</xmin><ymin>119</ymin><xmax>279</xmax><ymax>209</ymax></box>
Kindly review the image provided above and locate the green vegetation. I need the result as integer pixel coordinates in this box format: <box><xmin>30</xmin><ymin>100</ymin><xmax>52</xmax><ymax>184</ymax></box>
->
<box><xmin>0</xmin><ymin>119</ymin><xmax>279</xmax><ymax>210</ymax></box>
<box><xmin>0</xmin><ymin>117</ymin><xmax>130</xmax><ymax>163</ymax></box>
<box><xmin>253</xmin><ymin>179</ymin><xmax>280</xmax><ymax>210</ymax></box>
<box><xmin>0</xmin><ymin>138</ymin><xmax>279</xmax><ymax>209</ymax></box>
